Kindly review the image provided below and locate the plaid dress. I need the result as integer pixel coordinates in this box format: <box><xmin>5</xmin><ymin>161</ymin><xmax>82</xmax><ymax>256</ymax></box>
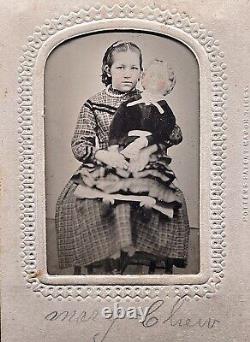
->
<box><xmin>55</xmin><ymin>87</ymin><xmax>190</xmax><ymax>269</ymax></box>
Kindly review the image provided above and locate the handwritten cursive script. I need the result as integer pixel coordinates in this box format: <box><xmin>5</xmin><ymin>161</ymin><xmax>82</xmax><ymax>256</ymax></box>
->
<box><xmin>44</xmin><ymin>296</ymin><xmax>220</xmax><ymax>341</ymax></box>
<box><xmin>45</xmin><ymin>309</ymin><xmax>98</xmax><ymax>323</ymax></box>
<box><xmin>142</xmin><ymin>296</ymin><xmax>220</xmax><ymax>329</ymax></box>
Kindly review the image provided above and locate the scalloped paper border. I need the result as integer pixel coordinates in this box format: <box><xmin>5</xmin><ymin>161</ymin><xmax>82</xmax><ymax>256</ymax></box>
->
<box><xmin>18</xmin><ymin>4</ymin><xmax>227</xmax><ymax>301</ymax></box>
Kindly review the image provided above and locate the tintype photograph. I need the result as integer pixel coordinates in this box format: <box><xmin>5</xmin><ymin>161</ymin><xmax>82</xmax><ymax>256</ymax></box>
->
<box><xmin>45</xmin><ymin>31</ymin><xmax>200</xmax><ymax>276</ymax></box>
<box><xmin>2</xmin><ymin>1</ymin><xmax>250</xmax><ymax>342</ymax></box>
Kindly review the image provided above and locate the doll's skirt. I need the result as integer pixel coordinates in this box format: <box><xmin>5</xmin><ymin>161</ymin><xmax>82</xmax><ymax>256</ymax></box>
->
<box><xmin>72</xmin><ymin>152</ymin><xmax>181</xmax><ymax>211</ymax></box>
<box><xmin>55</xmin><ymin>176</ymin><xmax>190</xmax><ymax>269</ymax></box>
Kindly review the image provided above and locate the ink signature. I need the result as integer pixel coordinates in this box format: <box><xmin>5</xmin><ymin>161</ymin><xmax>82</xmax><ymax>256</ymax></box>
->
<box><xmin>45</xmin><ymin>296</ymin><xmax>220</xmax><ymax>341</ymax></box>
<box><xmin>91</xmin><ymin>296</ymin><xmax>220</xmax><ymax>341</ymax></box>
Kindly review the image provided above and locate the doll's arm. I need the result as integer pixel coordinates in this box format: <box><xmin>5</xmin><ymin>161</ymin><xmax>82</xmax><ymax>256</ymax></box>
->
<box><xmin>127</xmin><ymin>123</ymin><xmax>183</xmax><ymax>164</ymax></box>
<box><xmin>71</xmin><ymin>100</ymin><xmax>97</xmax><ymax>162</ymax></box>
<box><xmin>146</xmin><ymin>101</ymin><xmax>177</xmax><ymax>146</ymax></box>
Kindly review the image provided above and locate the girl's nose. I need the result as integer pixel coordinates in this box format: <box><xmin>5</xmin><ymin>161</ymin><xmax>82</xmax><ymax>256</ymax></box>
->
<box><xmin>124</xmin><ymin>71</ymin><xmax>132</xmax><ymax>78</ymax></box>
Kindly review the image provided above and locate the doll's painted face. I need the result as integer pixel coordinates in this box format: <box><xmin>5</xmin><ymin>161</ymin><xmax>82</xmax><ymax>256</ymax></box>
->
<box><xmin>141</xmin><ymin>61</ymin><xmax>173</xmax><ymax>96</ymax></box>
<box><xmin>106</xmin><ymin>50</ymin><xmax>142</xmax><ymax>92</ymax></box>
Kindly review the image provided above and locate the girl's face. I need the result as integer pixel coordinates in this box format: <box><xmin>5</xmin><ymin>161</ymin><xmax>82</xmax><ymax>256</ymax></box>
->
<box><xmin>107</xmin><ymin>50</ymin><xmax>142</xmax><ymax>92</ymax></box>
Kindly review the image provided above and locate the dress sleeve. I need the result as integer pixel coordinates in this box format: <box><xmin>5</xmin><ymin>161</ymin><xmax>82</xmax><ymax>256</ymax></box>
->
<box><xmin>168</xmin><ymin>124</ymin><xmax>183</xmax><ymax>146</ymax></box>
<box><xmin>146</xmin><ymin>101</ymin><xmax>177</xmax><ymax>146</ymax></box>
<box><xmin>157</xmin><ymin>124</ymin><xmax>183</xmax><ymax>154</ymax></box>
<box><xmin>71</xmin><ymin>100</ymin><xmax>97</xmax><ymax>163</ymax></box>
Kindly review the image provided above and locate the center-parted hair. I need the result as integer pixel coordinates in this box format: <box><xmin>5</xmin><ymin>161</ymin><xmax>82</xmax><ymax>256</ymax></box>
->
<box><xmin>101</xmin><ymin>41</ymin><xmax>143</xmax><ymax>86</ymax></box>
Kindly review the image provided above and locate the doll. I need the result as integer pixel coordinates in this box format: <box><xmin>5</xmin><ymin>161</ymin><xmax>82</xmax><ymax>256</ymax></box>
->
<box><xmin>75</xmin><ymin>59</ymin><xmax>182</xmax><ymax>218</ymax></box>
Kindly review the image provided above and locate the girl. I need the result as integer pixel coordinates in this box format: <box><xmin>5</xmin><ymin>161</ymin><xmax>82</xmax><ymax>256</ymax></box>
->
<box><xmin>55</xmin><ymin>41</ymin><xmax>189</xmax><ymax>274</ymax></box>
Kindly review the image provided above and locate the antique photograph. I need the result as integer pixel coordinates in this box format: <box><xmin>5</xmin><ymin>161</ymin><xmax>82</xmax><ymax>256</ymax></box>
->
<box><xmin>45</xmin><ymin>31</ymin><xmax>200</xmax><ymax>276</ymax></box>
<box><xmin>3</xmin><ymin>1</ymin><xmax>250</xmax><ymax>341</ymax></box>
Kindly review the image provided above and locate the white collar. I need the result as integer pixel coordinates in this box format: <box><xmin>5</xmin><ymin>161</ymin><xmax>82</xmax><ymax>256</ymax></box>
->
<box><xmin>105</xmin><ymin>84</ymin><xmax>139</xmax><ymax>98</ymax></box>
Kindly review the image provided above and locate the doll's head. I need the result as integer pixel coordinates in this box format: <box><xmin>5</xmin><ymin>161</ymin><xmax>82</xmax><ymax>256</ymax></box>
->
<box><xmin>141</xmin><ymin>59</ymin><xmax>176</xmax><ymax>96</ymax></box>
<box><xmin>102</xmin><ymin>41</ymin><xmax>143</xmax><ymax>92</ymax></box>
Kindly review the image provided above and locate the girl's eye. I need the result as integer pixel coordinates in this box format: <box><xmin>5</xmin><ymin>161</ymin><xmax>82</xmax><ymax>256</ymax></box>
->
<box><xmin>132</xmin><ymin>66</ymin><xmax>139</xmax><ymax>70</ymax></box>
<box><xmin>116</xmin><ymin>66</ymin><xmax>124</xmax><ymax>69</ymax></box>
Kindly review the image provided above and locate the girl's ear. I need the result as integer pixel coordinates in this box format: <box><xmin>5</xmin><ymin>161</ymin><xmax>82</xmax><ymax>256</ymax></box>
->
<box><xmin>138</xmin><ymin>70</ymin><xmax>143</xmax><ymax>81</ymax></box>
<box><xmin>139</xmin><ymin>71</ymin><xmax>145</xmax><ymax>82</ymax></box>
<box><xmin>104</xmin><ymin>65</ymin><xmax>111</xmax><ymax>77</ymax></box>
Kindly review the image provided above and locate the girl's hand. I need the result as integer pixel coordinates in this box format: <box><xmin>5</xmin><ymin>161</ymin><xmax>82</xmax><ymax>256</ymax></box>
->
<box><xmin>139</xmin><ymin>197</ymin><xmax>156</xmax><ymax>208</ymax></box>
<box><xmin>95</xmin><ymin>150</ymin><xmax>129</xmax><ymax>169</ymax></box>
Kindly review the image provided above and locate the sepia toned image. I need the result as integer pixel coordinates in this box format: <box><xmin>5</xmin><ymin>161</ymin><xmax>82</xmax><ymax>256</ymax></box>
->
<box><xmin>45</xmin><ymin>31</ymin><xmax>200</xmax><ymax>276</ymax></box>
<box><xmin>2</xmin><ymin>1</ymin><xmax>250</xmax><ymax>341</ymax></box>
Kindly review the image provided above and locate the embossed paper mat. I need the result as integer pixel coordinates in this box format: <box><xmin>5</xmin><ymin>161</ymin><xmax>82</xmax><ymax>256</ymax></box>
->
<box><xmin>1</xmin><ymin>1</ymin><xmax>250</xmax><ymax>341</ymax></box>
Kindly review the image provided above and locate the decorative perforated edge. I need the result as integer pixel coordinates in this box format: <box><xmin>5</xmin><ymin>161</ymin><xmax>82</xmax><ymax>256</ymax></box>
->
<box><xmin>18</xmin><ymin>4</ymin><xmax>227</xmax><ymax>301</ymax></box>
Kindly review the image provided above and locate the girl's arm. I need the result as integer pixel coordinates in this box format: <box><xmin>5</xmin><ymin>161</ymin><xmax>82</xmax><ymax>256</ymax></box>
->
<box><xmin>71</xmin><ymin>100</ymin><xmax>97</xmax><ymax>163</ymax></box>
<box><xmin>72</xmin><ymin>100</ymin><xmax>129</xmax><ymax>169</ymax></box>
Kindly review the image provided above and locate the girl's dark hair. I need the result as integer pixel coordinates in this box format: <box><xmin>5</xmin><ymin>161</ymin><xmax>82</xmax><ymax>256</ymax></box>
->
<box><xmin>101</xmin><ymin>41</ymin><xmax>143</xmax><ymax>86</ymax></box>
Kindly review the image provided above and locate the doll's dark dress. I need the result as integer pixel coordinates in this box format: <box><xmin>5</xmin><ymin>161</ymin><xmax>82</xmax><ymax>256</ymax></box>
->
<box><xmin>109</xmin><ymin>94</ymin><xmax>177</xmax><ymax>148</ymax></box>
<box><xmin>56</xmin><ymin>88</ymin><xmax>190</xmax><ymax>271</ymax></box>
